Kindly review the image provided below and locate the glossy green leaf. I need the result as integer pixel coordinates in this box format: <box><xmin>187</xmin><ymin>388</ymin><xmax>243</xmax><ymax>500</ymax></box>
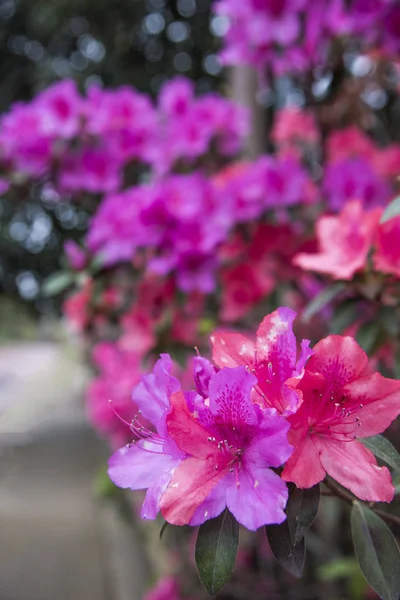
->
<box><xmin>302</xmin><ymin>283</ymin><xmax>345</xmax><ymax>323</ymax></box>
<box><xmin>195</xmin><ymin>509</ymin><xmax>239</xmax><ymax>597</ymax></box>
<box><xmin>351</xmin><ymin>502</ymin><xmax>400</xmax><ymax>600</ymax></box>
<box><xmin>266</xmin><ymin>519</ymin><xmax>306</xmax><ymax>578</ymax></box>
<box><xmin>360</xmin><ymin>435</ymin><xmax>400</xmax><ymax>472</ymax></box>
<box><xmin>380</xmin><ymin>195</ymin><xmax>400</xmax><ymax>224</ymax></box>
<box><xmin>42</xmin><ymin>271</ymin><xmax>75</xmax><ymax>297</ymax></box>
<box><xmin>286</xmin><ymin>484</ymin><xmax>320</xmax><ymax>545</ymax></box>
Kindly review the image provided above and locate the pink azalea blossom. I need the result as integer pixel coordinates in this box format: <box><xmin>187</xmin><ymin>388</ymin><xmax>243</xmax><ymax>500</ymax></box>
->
<box><xmin>293</xmin><ymin>201</ymin><xmax>381</xmax><ymax>280</ymax></box>
<box><xmin>211</xmin><ymin>307</ymin><xmax>311</xmax><ymax>414</ymax></box>
<box><xmin>220</xmin><ymin>262</ymin><xmax>274</xmax><ymax>322</ymax></box>
<box><xmin>282</xmin><ymin>335</ymin><xmax>400</xmax><ymax>501</ymax></box>
<box><xmin>326</xmin><ymin>126</ymin><xmax>377</xmax><ymax>165</ymax></box>
<box><xmin>374</xmin><ymin>214</ymin><xmax>400</xmax><ymax>278</ymax></box>
<box><xmin>159</xmin><ymin>366</ymin><xmax>292</xmax><ymax>530</ymax></box>
<box><xmin>272</xmin><ymin>106</ymin><xmax>320</xmax><ymax>154</ymax></box>
<box><xmin>63</xmin><ymin>280</ymin><xmax>93</xmax><ymax>333</ymax></box>
<box><xmin>87</xmin><ymin>342</ymin><xmax>142</xmax><ymax>447</ymax></box>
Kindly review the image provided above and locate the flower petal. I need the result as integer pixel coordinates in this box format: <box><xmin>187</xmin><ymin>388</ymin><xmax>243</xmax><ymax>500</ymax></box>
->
<box><xmin>344</xmin><ymin>373</ymin><xmax>400</xmax><ymax>437</ymax></box>
<box><xmin>208</xmin><ymin>366</ymin><xmax>258</xmax><ymax>426</ymax></box>
<box><xmin>314</xmin><ymin>437</ymin><xmax>394</xmax><ymax>502</ymax></box>
<box><xmin>132</xmin><ymin>353</ymin><xmax>180</xmax><ymax>431</ymax></box>
<box><xmin>282</xmin><ymin>430</ymin><xmax>326</xmax><ymax>488</ymax></box>
<box><xmin>226</xmin><ymin>465</ymin><xmax>288</xmax><ymax>530</ymax></box>
<box><xmin>306</xmin><ymin>335</ymin><xmax>369</xmax><ymax>393</ymax></box>
<box><xmin>159</xmin><ymin>456</ymin><xmax>229</xmax><ymax>525</ymax></box>
<box><xmin>108</xmin><ymin>442</ymin><xmax>178</xmax><ymax>490</ymax></box>
<box><xmin>245</xmin><ymin>409</ymin><xmax>292</xmax><ymax>468</ymax></box>
<box><xmin>255</xmin><ymin>307</ymin><xmax>303</xmax><ymax>413</ymax></box>
<box><xmin>166</xmin><ymin>390</ymin><xmax>217</xmax><ymax>459</ymax></box>
<box><xmin>189</xmin><ymin>479</ymin><xmax>227</xmax><ymax>526</ymax></box>
<box><xmin>210</xmin><ymin>332</ymin><xmax>255</xmax><ymax>368</ymax></box>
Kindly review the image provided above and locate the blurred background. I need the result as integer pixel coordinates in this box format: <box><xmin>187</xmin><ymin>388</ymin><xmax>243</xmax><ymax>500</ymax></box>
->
<box><xmin>0</xmin><ymin>1</ymin><xmax>219</xmax><ymax>599</ymax></box>
<box><xmin>1</xmin><ymin>1</ymin><xmax>400</xmax><ymax>599</ymax></box>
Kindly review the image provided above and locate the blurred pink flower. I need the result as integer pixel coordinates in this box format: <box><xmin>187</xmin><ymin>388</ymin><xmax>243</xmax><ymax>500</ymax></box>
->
<box><xmin>293</xmin><ymin>201</ymin><xmax>382</xmax><ymax>280</ymax></box>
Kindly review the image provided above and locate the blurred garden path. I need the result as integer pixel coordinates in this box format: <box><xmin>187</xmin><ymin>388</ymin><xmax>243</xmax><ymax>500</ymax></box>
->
<box><xmin>0</xmin><ymin>342</ymin><xmax>151</xmax><ymax>600</ymax></box>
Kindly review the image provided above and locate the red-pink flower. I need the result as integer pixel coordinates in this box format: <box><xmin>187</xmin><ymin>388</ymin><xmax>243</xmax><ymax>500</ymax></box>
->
<box><xmin>272</xmin><ymin>106</ymin><xmax>320</xmax><ymax>154</ymax></box>
<box><xmin>326</xmin><ymin>126</ymin><xmax>377</xmax><ymax>165</ymax></box>
<box><xmin>211</xmin><ymin>307</ymin><xmax>311</xmax><ymax>414</ymax></box>
<box><xmin>282</xmin><ymin>335</ymin><xmax>400</xmax><ymax>502</ymax></box>
<box><xmin>373</xmin><ymin>214</ymin><xmax>400</xmax><ymax>278</ymax></box>
<box><xmin>220</xmin><ymin>262</ymin><xmax>274</xmax><ymax>322</ymax></box>
<box><xmin>293</xmin><ymin>201</ymin><xmax>381</xmax><ymax>280</ymax></box>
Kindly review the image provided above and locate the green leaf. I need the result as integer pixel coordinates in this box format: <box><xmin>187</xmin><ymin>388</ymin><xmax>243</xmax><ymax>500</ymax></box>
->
<box><xmin>380</xmin><ymin>195</ymin><xmax>400</xmax><ymax>224</ymax></box>
<box><xmin>42</xmin><ymin>271</ymin><xmax>75</xmax><ymax>297</ymax></box>
<box><xmin>351</xmin><ymin>502</ymin><xmax>400</xmax><ymax>600</ymax></box>
<box><xmin>360</xmin><ymin>435</ymin><xmax>400</xmax><ymax>472</ymax></box>
<box><xmin>331</xmin><ymin>301</ymin><xmax>359</xmax><ymax>334</ymax></box>
<box><xmin>302</xmin><ymin>283</ymin><xmax>345</xmax><ymax>323</ymax></box>
<box><xmin>266</xmin><ymin>519</ymin><xmax>306</xmax><ymax>578</ymax></box>
<box><xmin>195</xmin><ymin>509</ymin><xmax>239</xmax><ymax>597</ymax></box>
<box><xmin>286</xmin><ymin>484</ymin><xmax>320</xmax><ymax>545</ymax></box>
<box><xmin>318</xmin><ymin>557</ymin><xmax>360</xmax><ymax>581</ymax></box>
<box><xmin>355</xmin><ymin>322</ymin><xmax>381</xmax><ymax>354</ymax></box>
<box><xmin>392</xmin><ymin>473</ymin><xmax>400</xmax><ymax>495</ymax></box>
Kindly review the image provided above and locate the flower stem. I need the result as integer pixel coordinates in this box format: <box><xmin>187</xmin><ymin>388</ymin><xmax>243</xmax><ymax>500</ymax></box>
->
<box><xmin>323</xmin><ymin>478</ymin><xmax>400</xmax><ymax>527</ymax></box>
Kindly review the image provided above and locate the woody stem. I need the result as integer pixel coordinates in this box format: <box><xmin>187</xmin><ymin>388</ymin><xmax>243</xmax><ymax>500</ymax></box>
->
<box><xmin>324</xmin><ymin>478</ymin><xmax>400</xmax><ymax>528</ymax></box>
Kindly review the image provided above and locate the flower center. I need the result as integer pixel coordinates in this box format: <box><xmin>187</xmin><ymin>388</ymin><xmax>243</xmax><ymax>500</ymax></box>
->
<box><xmin>308</xmin><ymin>391</ymin><xmax>363</xmax><ymax>442</ymax></box>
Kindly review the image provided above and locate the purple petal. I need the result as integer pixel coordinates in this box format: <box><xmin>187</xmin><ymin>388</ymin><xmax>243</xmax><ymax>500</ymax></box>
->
<box><xmin>226</xmin><ymin>467</ymin><xmax>288</xmax><ymax>530</ymax></box>
<box><xmin>108</xmin><ymin>441</ymin><xmax>177</xmax><ymax>491</ymax></box>
<box><xmin>141</xmin><ymin>469</ymin><xmax>178</xmax><ymax>520</ymax></box>
<box><xmin>208</xmin><ymin>367</ymin><xmax>258</xmax><ymax>427</ymax></box>
<box><xmin>132</xmin><ymin>354</ymin><xmax>180</xmax><ymax>430</ymax></box>
<box><xmin>295</xmin><ymin>339</ymin><xmax>313</xmax><ymax>374</ymax></box>
<box><xmin>189</xmin><ymin>479</ymin><xmax>227</xmax><ymax>526</ymax></box>
<box><xmin>193</xmin><ymin>355</ymin><xmax>217</xmax><ymax>398</ymax></box>
<box><xmin>255</xmin><ymin>307</ymin><xmax>303</xmax><ymax>413</ymax></box>
<box><xmin>245</xmin><ymin>409</ymin><xmax>292</xmax><ymax>468</ymax></box>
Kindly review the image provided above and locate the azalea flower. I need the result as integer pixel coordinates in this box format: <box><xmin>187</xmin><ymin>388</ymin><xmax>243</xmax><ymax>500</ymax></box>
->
<box><xmin>211</xmin><ymin>307</ymin><xmax>311</xmax><ymax>414</ymax></box>
<box><xmin>282</xmin><ymin>335</ymin><xmax>400</xmax><ymax>502</ymax></box>
<box><xmin>293</xmin><ymin>200</ymin><xmax>381</xmax><ymax>280</ymax></box>
<box><xmin>108</xmin><ymin>354</ymin><xmax>184</xmax><ymax>519</ymax></box>
<box><xmin>373</xmin><ymin>214</ymin><xmax>400</xmax><ymax>279</ymax></box>
<box><xmin>159</xmin><ymin>366</ymin><xmax>292</xmax><ymax>530</ymax></box>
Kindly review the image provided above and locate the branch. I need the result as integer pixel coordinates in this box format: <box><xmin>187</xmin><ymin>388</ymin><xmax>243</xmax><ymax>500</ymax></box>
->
<box><xmin>323</xmin><ymin>478</ymin><xmax>400</xmax><ymax>528</ymax></box>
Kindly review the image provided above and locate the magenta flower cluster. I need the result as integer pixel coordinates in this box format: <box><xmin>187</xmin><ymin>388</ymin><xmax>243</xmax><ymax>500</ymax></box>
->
<box><xmin>108</xmin><ymin>307</ymin><xmax>400</xmax><ymax>530</ymax></box>
<box><xmin>214</xmin><ymin>0</ymin><xmax>400</xmax><ymax>75</ymax></box>
<box><xmin>86</xmin><ymin>154</ymin><xmax>314</xmax><ymax>292</ymax></box>
<box><xmin>0</xmin><ymin>77</ymin><xmax>247</xmax><ymax>193</ymax></box>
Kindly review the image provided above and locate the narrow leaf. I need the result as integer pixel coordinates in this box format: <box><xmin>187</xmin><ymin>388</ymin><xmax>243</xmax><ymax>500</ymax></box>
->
<box><xmin>286</xmin><ymin>484</ymin><xmax>320</xmax><ymax>545</ymax></box>
<box><xmin>302</xmin><ymin>283</ymin><xmax>345</xmax><ymax>323</ymax></box>
<box><xmin>195</xmin><ymin>510</ymin><xmax>239</xmax><ymax>597</ymax></box>
<box><xmin>42</xmin><ymin>271</ymin><xmax>75</xmax><ymax>297</ymax></box>
<box><xmin>360</xmin><ymin>435</ymin><xmax>400</xmax><ymax>472</ymax></box>
<box><xmin>266</xmin><ymin>519</ymin><xmax>306</xmax><ymax>578</ymax></box>
<box><xmin>351</xmin><ymin>502</ymin><xmax>400</xmax><ymax>600</ymax></box>
<box><xmin>380</xmin><ymin>195</ymin><xmax>400</xmax><ymax>224</ymax></box>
